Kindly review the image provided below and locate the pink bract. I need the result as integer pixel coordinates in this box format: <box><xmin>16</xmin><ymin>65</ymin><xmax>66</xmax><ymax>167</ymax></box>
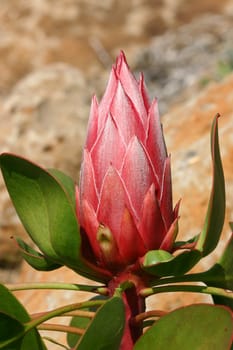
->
<box><xmin>76</xmin><ymin>51</ymin><xmax>179</xmax><ymax>274</ymax></box>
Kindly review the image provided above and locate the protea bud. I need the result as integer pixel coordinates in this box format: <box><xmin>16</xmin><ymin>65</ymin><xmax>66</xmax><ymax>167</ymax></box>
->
<box><xmin>76</xmin><ymin>51</ymin><xmax>179</xmax><ymax>275</ymax></box>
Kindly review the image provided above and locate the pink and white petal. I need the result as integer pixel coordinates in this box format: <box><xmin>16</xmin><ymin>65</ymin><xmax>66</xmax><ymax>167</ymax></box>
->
<box><xmin>110</xmin><ymin>81</ymin><xmax>145</xmax><ymax>144</ymax></box>
<box><xmin>121</xmin><ymin>137</ymin><xmax>154</xmax><ymax>217</ymax></box>
<box><xmin>81</xmin><ymin>199</ymin><xmax>102</xmax><ymax>262</ymax></box>
<box><xmin>116</xmin><ymin>52</ymin><xmax>147</xmax><ymax>126</ymax></box>
<box><xmin>160</xmin><ymin>217</ymin><xmax>179</xmax><ymax>252</ymax></box>
<box><xmin>118</xmin><ymin>207</ymin><xmax>146</xmax><ymax>265</ymax></box>
<box><xmin>140</xmin><ymin>143</ymin><xmax>160</xmax><ymax>193</ymax></box>
<box><xmin>85</xmin><ymin>96</ymin><xmax>99</xmax><ymax>150</ymax></box>
<box><xmin>146</xmin><ymin>99</ymin><xmax>167</xmax><ymax>181</ymax></box>
<box><xmin>90</xmin><ymin>114</ymin><xmax>126</xmax><ymax>190</ymax></box>
<box><xmin>138</xmin><ymin>184</ymin><xmax>166</xmax><ymax>250</ymax></box>
<box><xmin>139</xmin><ymin>73</ymin><xmax>151</xmax><ymax>112</ymax></box>
<box><xmin>98</xmin><ymin>67</ymin><xmax>118</xmax><ymax>130</ymax></box>
<box><xmin>97</xmin><ymin>167</ymin><xmax>128</xmax><ymax>239</ymax></box>
<box><xmin>159</xmin><ymin>157</ymin><xmax>174</xmax><ymax>230</ymax></box>
<box><xmin>79</xmin><ymin>149</ymin><xmax>99</xmax><ymax>212</ymax></box>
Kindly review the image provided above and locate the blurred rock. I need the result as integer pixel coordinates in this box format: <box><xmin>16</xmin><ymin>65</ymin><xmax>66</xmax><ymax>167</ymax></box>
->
<box><xmin>0</xmin><ymin>0</ymin><xmax>232</xmax><ymax>93</ymax></box>
<box><xmin>135</xmin><ymin>13</ymin><xmax>233</xmax><ymax>113</ymax></box>
<box><xmin>164</xmin><ymin>74</ymin><xmax>233</xmax><ymax>258</ymax></box>
<box><xmin>0</xmin><ymin>63</ymin><xmax>91</xmax><ymax>281</ymax></box>
<box><xmin>1</xmin><ymin>63</ymin><xmax>90</xmax><ymax>173</ymax></box>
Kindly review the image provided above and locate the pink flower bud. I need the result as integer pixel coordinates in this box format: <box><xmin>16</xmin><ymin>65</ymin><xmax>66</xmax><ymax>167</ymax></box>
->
<box><xmin>76</xmin><ymin>52</ymin><xmax>179</xmax><ymax>274</ymax></box>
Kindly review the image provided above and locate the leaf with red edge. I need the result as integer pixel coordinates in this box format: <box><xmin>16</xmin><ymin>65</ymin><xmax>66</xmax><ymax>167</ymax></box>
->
<box><xmin>196</xmin><ymin>114</ymin><xmax>226</xmax><ymax>256</ymax></box>
<box><xmin>134</xmin><ymin>304</ymin><xmax>233</xmax><ymax>350</ymax></box>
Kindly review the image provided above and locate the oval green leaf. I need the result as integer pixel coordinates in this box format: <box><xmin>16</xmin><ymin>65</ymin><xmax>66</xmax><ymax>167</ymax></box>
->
<box><xmin>67</xmin><ymin>295</ymin><xmax>108</xmax><ymax>347</ymax></box>
<box><xmin>134</xmin><ymin>304</ymin><xmax>233</xmax><ymax>350</ymax></box>
<box><xmin>0</xmin><ymin>154</ymin><xmax>108</xmax><ymax>282</ymax></box>
<box><xmin>0</xmin><ymin>154</ymin><xmax>62</xmax><ymax>261</ymax></box>
<box><xmin>47</xmin><ymin>168</ymin><xmax>76</xmax><ymax>209</ymax></box>
<box><xmin>75</xmin><ymin>297</ymin><xmax>125</xmax><ymax>350</ymax></box>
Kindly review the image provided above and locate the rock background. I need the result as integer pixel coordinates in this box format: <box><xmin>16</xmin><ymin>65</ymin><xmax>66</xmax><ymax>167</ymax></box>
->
<box><xmin>0</xmin><ymin>0</ymin><xmax>233</xmax><ymax>348</ymax></box>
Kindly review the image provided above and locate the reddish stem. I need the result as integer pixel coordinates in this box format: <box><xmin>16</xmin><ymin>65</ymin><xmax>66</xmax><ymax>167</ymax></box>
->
<box><xmin>120</xmin><ymin>284</ymin><xmax>145</xmax><ymax>349</ymax></box>
<box><xmin>108</xmin><ymin>271</ymin><xmax>147</xmax><ymax>350</ymax></box>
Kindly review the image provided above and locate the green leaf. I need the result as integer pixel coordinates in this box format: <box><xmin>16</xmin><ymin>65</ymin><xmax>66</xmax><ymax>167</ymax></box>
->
<box><xmin>16</xmin><ymin>237</ymin><xmax>62</xmax><ymax>271</ymax></box>
<box><xmin>67</xmin><ymin>296</ymin><xmax>108</xmax><ymax>348</ymax></box>
<box><xmin>0</xmin><ymin>312</ymin><xmax>24</xmax><ymax>349</ymax></box>
<box><xmin>199</xmin><ymin>231</ymin><xmax>233</xmax><ymax>310</ymax></box>
<box><xmin>0</xmin><ymin>154</ymin><xmax>62</xmax><ymax>261</ymax></box>
<box><xmin>20</xmin><ymin>331</ymin><xmax>47</xmax><ymax>350</ymax></box>
<box><xmin>0</xmin><ymin>154</ymin><xmax>107</xmax><ymax>282</ymax></box>
<box><xmin>0</xmin><ymin>314</ymin><xmax>46</xmax><ymax>350</ymax></box>
<box><xmin>0</xmin><ymin>284</ymin><xmax>29</xmax><ymax>322</ymax></box>
<box><xmin>218</xmin><ymin>232</ymin><xmax>233</xmax><ymax>290</ymax></box>
<box><xmin>204</xmin><ymin>233</ymin><xmax>233</xmax><ymax>291</ymax></box>
<box><xmin>173</xmin><ymin>234</ymin><xmax>199</xmax><ymax>249</ymax></box>
<box><xmin>75</xmin><ymin>297</ymin><xmax>125</xmax><ymax>350</ymax></box>
<box><xmin>142</xmin><ymin>249</ymin><xmax>201</xmax><ymax>277</ymax></box>
<box><xmin>143</xmin><ymin>250</ymin><xmax>173</xmax><ymax>265</ymax></box>
<box><xmin>134</xmin><ymin>304</ymin><xmax>233</xmax><ymax>350</ymax></box>
<box><xmin>0</xmin><ymin>285</ymin><xmax>46</xmax><ymax>350</ymax></box>
<box><xmin>196</xmin><ymin>115</ymin><xmax>226</xmax><ymax>256</ymax></box>
<box><xmin>212</xmin><ymin>295</ymin><xmax>233</xmax><ymax>312</ymax></box>
<box><xmin>68</xmin><ymin>315</ymin><xmax>90</xmax><ymax>348</ymax></box>
<box><xmin>47</xmin><ymin>168</ymin><xmax>76</xmax><ymax>209</ymax></box>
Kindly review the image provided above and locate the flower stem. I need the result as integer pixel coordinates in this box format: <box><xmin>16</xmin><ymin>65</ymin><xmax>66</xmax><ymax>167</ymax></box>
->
<box><xmin>37</xmin><ymin>323</ymin><xmax>85</xmax><ymax>335</ymax></box>
<box><xmin>149</xmin><ymin>271</ymin><xmax>233</xmax><ymax>287</ymax></box>
<box><xmin>30</xmin><ymin>310</ymin><xmax>95</xmax><ymax>320</ymax></box>
<box><xmin>140</xmin><ymin>284</ymin><xmax>233</xmax><ymax>299</ymax></box>
<box><xmin>6</xmin><ymin>282</ymin><xmax>108</xmax><ymax>295</ymax></box>
<box><xmin>24</xmin><ymin>300</ymin><xmax>105</xmax><ymax>332</ymax></box>
<box><xmin>133</xmin><ymin>309</ymin><xmax>167</xmax><ymax>324</ymax></box>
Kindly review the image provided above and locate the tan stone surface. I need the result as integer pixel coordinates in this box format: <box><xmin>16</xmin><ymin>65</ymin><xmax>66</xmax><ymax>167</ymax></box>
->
<box><xmin>0</xmin><ymin>0</ymin><xmax>232</xmax><ymax>93</ymax></box>
<box><xmin>0</xmin><ymin>63</ymin><xmax>91</xmax><ymax>274</ymax></box>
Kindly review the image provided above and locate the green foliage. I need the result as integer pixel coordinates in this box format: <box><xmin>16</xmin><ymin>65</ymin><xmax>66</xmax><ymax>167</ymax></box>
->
<box><xmin>134</xmin><ymin>304</ymin><xmax>233</xmax><ymax>350</ymax></box>
<box><xmin>16</xmin><ymin>237</ymin><xmax>62</xmax><ymax>271</ymax></box>
<box><xmin>196</xmin><ymin>114</ymin><xmax>225</xmax><ymax>256</ymax></box>
<box><xmin>74</xmin><ymin>296</ymin><xmax>125</xmax><ymax>350</ymax></box>
<box><xmin>200</xmin><ymin>231</ymin><xmax>233</xmax><ymax>310</ymax></box>
<box><xmin>67</xmin><ymin>295</ymin><xmax>108</xmax><ymax>347</ymax></box>
<box><xmin>0</xmin><ymin>285</ymin><xmax>46</xmax><ymax>350</ymax></box>
<box><xmin>0</xmin><ymin>154</ymin><xmax>108</xmax><ymax>283</ymax></box>
<box><xmin>142</xmin><ymin>249</ymin><xmax>201</xmax><ymax>277</ymax></box>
